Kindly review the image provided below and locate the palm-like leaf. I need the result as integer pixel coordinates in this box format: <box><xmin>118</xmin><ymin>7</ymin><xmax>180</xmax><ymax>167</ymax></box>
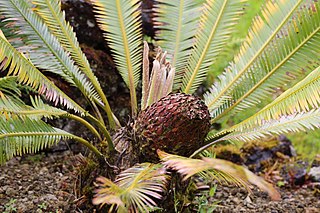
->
<box><xmin>158</xmin><ymin>150</ymin><xmax>281</xmax><ymax>201</ymax></box>
<box><xmin>180</xmin><ymin>0</ymin><xmax>246</xmax><ymax>94</ymax></box>
<box><xmin>32</xmin><ymin>0</ymin><xmax>115</xmax><ymax>127</ymax></box>
<box><xmin>0</xmin><ymin>0</ymin><xmax>103</xmax><ymax>110</ymax></box>
<box><xmin>0</xmin><ymin>78</ymin><xmax>29</xmax><ymax>119</ymax></box>
<box><xmin>0</xmin><ymin>93</ymin><xmax>104</xmax><ymax>141</ymax></box>
<box><xmin>93</xmin><ymin>163</ymin><xmax>169</xmax><ymax>212</ymax></box>
<box><xmin>154</xmin><ymin>0</ymin><xmax>200</xmax><ymax>90</ymax></box>
<box><xmin>0</xmin><ymin>30</ymin><xmax>86</xmax><ymax>113</ymax></box>
<box><xmin>92</xmin><ymin>0</ymin><xmax>142</xmax><ymax>116</ymax></box>
<box><xmin>204</xmin><ymin>0</ymin><xmax>306</xmax><ymax>120</ymax></box>
<box><xmin>0</xmin><ymin>116</ymin><xmax>75</xmax><ymax>164</ymax></box>
<box><xmin>229</xmin><ymin>66</ymin><xmax>320</xmax><ymax>132</ymax></box>
<box><xmin>220</xmin><ymin>109</ymin><xmax>320</xmax><ymax>142</ymax></box>
<box><xmin>0</xmin><ymin>76</ymin><xmax>21</xmax><ymax>99</ymax></box>
<box><xmin>208</xmin><ymin>1</ymin><xmax>320</xmax><ymax>122</ymax></box>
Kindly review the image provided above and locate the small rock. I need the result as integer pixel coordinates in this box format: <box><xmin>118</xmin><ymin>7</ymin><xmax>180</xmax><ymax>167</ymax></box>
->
<box><xmin>245</xmin><ymin>196</ymin><xmax>252</xmax><ymax>203</ymax></box>
<box><xmin>21</xmin><ymin>163</ymin><xmax>30</xmax><ymax>169</ymax></box>
<box><xmin>230</xmin><ymin>188</ymin><xmax>239</xmax><ymax>195</ymax></box>
<box><xmin>2</xmin><ymin>185</ymin><xmax>8</xmax><ymax>191</ymax></box>
<box><xmin>20</xmin><ymin>197</ymin><xmax>28</xmax><ymax>202</ymax></box>
<box><xmin>87</xmin><ymin>19</ymin><xmax>95</xmax><ymax>27</ymax></box>
<box><xmin>215</xmin><ymin>192</ymin><xmax>223</xmax><ymax>199</ymax></box>
<box><xmin>39</xmin><ymin>167</ymin><xmax>49</xmax><ymax>175</ymax></box>
<box><xmin>6</xmin><ymin>187</ymin><xmax>16</xmax><ymax>196</ymax></box>
<box><xmin>308</xmin><ymin>167</ymin><xmax>320</xmax><ymax>182</ymax></box>
<box><xmin>239</xmin><ymin>207</ymin><xmax>246</xmax><ymax>212</ymax></box>
<box><xmin>246</xmin><ymin>203</ymin><xmax>256</xmax><ymax>209</ymax></box>
<box><xmin>232</xmin><ymin>197</ymin><xmax>241</xmax><ymax>205</ymax></box>
<box><xmin>42</xmin><ymin>194</ymin><xmax>58</xmax><ymax>201</ymax></box>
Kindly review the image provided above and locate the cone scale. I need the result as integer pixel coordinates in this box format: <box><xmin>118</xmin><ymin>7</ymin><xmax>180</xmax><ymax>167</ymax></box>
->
<box><xmin>133</xmin><ymin>93</ymin><xmax>211</xmax><ymax>162</ymax></box>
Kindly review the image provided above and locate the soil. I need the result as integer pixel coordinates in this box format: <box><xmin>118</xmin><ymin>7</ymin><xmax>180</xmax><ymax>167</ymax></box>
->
<box><xmin>0</xmin><ymin>150</ymin><xmax>319</xmax><ymax>212</ymax></box>
<box><xmin>0</xmin><ymin>152</ymin><xmax>77</xmax><ymax>212</ymax></box>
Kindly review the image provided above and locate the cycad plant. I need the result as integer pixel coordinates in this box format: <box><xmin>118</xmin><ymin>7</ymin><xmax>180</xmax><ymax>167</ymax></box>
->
<box><xmin>0</xmin><ymin>0</ymin><xmax>320</xmax><ymax>212</ymax></box>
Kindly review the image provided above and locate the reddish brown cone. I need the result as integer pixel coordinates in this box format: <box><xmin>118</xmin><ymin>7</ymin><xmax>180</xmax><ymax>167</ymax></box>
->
<box><xmin>133</xmin><ymin>93</ymin><xmax>210</xmax><ymax>162</ymax></box>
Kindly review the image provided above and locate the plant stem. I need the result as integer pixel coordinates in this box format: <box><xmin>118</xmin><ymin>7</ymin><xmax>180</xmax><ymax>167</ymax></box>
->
<box><xmin>86</xmin><ymin>114</ymin><xmax>115</xmax><ymax>151</ymax></box>
<box><xmin>63</xmin><ymin>114</ymin><xmax>102</xmax><ymax>141</ymax></box>
<box><xmin>190</xmin><ymin>131</ymin><xmax>231</xmax><ymax>158</ymax></box>
<box><xmin>72</xmin><ymin>135</ymin><xmax>104</xmax><ymax>160</ymax></box>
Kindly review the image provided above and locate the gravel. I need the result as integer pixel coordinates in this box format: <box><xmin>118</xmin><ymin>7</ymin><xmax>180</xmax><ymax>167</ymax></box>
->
<box><xmin>1</xmin><ymin>151</ymin><xmax>319</xmax><ymax>212</ymax></box>
<box><xmin>0</xmin><ymin>151</ymin><xmax>77</xmax><ymax>212</ymax></box>
<box><xmin>213</xmin><ymin>185</ymin><xmax>320</xmax><ymax>213</ymax></box>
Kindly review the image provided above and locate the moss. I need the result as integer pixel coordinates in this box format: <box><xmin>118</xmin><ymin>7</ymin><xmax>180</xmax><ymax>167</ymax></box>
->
<box><xmin>212</xmin><ymin>144</ymin><xmax>244</xmax><ymax>164</ymax></box>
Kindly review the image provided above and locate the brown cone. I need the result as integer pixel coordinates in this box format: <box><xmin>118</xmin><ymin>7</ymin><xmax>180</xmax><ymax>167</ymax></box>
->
<box><xmin>134</xmin><ymin>93</ymin><xmax>210</xmax><ymax>162</ymax></box>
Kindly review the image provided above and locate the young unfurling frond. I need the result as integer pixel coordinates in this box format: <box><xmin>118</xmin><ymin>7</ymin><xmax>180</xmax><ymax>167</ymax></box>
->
<box><xmin>93</xmin><ymin>163</ymin><xmax>169</xmax><ymax>212</ymax></box>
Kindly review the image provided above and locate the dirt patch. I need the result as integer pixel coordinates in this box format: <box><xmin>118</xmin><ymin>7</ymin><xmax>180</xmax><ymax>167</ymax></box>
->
<box><xmin>1</xmin><ymin>150</ymin><xmax>320</xmax><ymax>212</ymax></box>
<box><xmin>0</xmin><ymin>151</ymin><xmax>77</xmax><ymax>212</ymax></box>
<box><xmin>213</xmin><ymin>185</ymin><xmax>320</xmax><ymax>213</ymax></box>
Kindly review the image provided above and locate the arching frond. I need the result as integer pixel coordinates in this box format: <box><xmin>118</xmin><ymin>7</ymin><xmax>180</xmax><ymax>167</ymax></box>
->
<box><xmin>1</xmin><ymin>96</ymin><xmax>66</xmax><ymax>119</ymax></box>
<box><xmin>31</xmin><ymin>0</ymin><xmax>115</xmax><ymax>128</ymax></box>
<box><xmin>180</xmin><ymin>0</ymin><xmax>246</xmax><ymax>94</ymax></box>
<box><xmin>207</xmin><ymin>1</ymin><xmax>320</xmax><ymax>122</ymax></box>
<box><xmin>205</xmin><ymin>0</ymin><xmax>304</xmax><ymax>119</ymax></box>
<box><xmin>158</xmin><ymin>150</ymin><xmax>280</xmax><ymax>201</ymax></box>
<box><xmin>93</xmin><ymin>0</ymin><xmax>142</xmax><ymax>116</ymax></box>
<box><xmin>0</xmin><ymin>31</ymin><xmax>86</xmax><ymax>113</ymax></box>
<box><xmin>229</xmin><ymin>66</ymin><xmax>320</xmax><ymax>132</ymax></box>
<box><xmin>220</xmin><ymin>109</ymin><xmax>320</xmax><ymax>142</ymax></box>
<box><xmin>0</xmin><ymin>0</ymin><xmax>103</xmax><ymax>108</ymax></box>
<box><xmin>0</xmin><ymin>76</ymin><xmax>21</xmax><ymax>99</ymax></box>
<box><xmin>0</xmin><ymin>116</ymin><xmax>72</xmax><ymax>164</ymax></box>
<box><xmin>93</xmin><ymin>163</ymin><xmax>169</xmax><ymax>212</ymax></box>
<box><xmin>154</xmin><ymin>0</ymin><xmax>201</xmax><ymax>90</ymax></box>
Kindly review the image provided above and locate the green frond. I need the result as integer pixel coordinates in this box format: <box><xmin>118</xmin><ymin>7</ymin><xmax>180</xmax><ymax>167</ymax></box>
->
<box><xmin>208</xmin><ymin>1</ymin><xmax>320</xmax><ymax>122</ymax></box>
<box><xmin>0</xmin><ymin>31</ymin><xmax>86</xmax><ymax>114</ymax></box>
<box><xmin>180</xmin><ymin>0</ymin><xmax>246</xmax><ymax>94</ymax></box>
<box><xmin>158</xmin><ymin>150</ymin><xmax>281</xmax><ymax>201</ymax></box>
<box><xmin>93</xmin><ymin>0</ymin><xmax>142</xmax><ymax>116</ymax></box>
<box><xmin>229</xmin><ymin>65</ymin><xmax>320</xmax><ymax>132</ymax></box>
<box><xmin>0</xmin><ymin>0</ymin><xmax>103</xmax><ymax>110</ymax></box>
<box><xmin>93</xmin><ymin>163</ymin><xmax>169</xmax><ymax>212</ymax></box>
<box><xmin>205</xmin><ymin>0</ymin><xmax>304</xmax><ymax>119</ymax></box>
<box><xmin>0</xmin><ymin>116</ymin><xmax>71</xmax><ymax>164</ymax></box>
<box><xmin>0</xmin><ymin>76</ymin><xmax>21</xmax><ymax>99</ymax></box>
<box><xmin>31</xmin><ymin>0</ymin><xmax>116</xmax><ymax>128</ymax></box>
<box><xmin>1</xmin><ymin>95</ymin><xmax>66</xmax><ymax>119</ymax></box>
<box><xmin>0</xmin><ymin>94</ymin><xmax>105</xmax><ymax>141</ymax></box>
<box><xmin>220</xmin><ymin>109</ymin><xmax>320</xmax><ymax>142</ymax></box>
<box><xmin>154</xmin><ymin>0</ymin><xmax>201</xmax><ymax>90</ymax></box>
<box><xmin>0</xmin><ymin>94</ymin><xmax>30</xmax><ymax>121</ymax></box>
